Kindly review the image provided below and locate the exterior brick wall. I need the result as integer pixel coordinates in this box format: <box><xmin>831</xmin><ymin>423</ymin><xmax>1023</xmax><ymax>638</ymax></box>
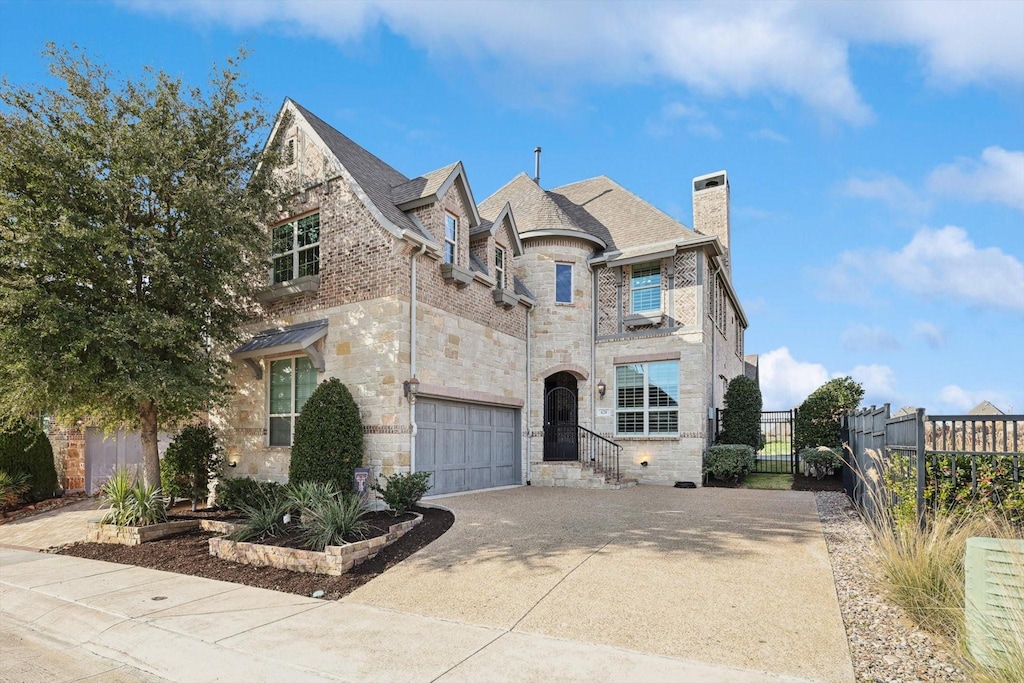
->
<box><xmin>47</xmin><ymin>425</ymin><xmax>85</xmax><ymax>492</ymax></box>
<box><xmin>693</xmin><ymin>182</ymin><xmax>730</xmax><ymax>275</ymax></box>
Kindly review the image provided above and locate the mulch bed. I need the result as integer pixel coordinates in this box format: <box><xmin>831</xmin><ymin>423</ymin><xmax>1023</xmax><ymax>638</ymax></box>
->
<box><xmin>240</xmin><ymin>510</ymin><xmax>417</xmax><ymax>550</ymax></box>
<box><xmin>56</xmin><ymin>505</ymin><xmax>454</xmax><ymax>600</ymax></box>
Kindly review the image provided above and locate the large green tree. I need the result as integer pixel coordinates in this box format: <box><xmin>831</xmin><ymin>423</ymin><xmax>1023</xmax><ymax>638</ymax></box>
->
<box><xmin>793</xmin><ymin>377</ymin><xmax>865</xmax><ymax>452</ymax></box>
<box><xmin>0</xmin><ymin>45</ymin><xmax>283</xmax><ymax>487</ymax></box>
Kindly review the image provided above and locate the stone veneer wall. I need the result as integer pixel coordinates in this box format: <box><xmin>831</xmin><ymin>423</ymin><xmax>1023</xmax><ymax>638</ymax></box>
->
<box><xmin>519</xmin><ymin>236</ymin><xmax>596</xmax><ymax>473</ymax></box>
<box><xmin>86</xmin><ymin>520</ymin><xmax>200</xmax><ymax>546</ymax></box>
<box><xmin>47</xmin><ymin>425</ymin><xmax>85</xmax><ymax>492</ymax></box>
<box><xmin>208</xmin><ymin>514</ymin><xmax>421</xmax><ymax>576</ymax></box>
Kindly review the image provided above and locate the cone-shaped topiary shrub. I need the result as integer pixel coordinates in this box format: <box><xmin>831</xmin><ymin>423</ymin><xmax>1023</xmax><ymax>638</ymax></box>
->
<box><xmin>719</xmin><ymin>375</ymin><xmax>763</xmax><ymax>450</ymax></box>
<box><xmin>0</xmin><ymin>418</ymin><xmax>58</xmax><ymax>502</ymax></box>
<box><xmin>288</xmin><ymin>378</ymin><xmax>363</xmax><ymax>488</ymax></box>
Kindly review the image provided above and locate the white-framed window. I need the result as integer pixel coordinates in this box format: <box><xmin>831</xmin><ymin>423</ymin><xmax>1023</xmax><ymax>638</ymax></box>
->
<box><xmin>555</xmin><ymin>262</ymin><xmax>573</xmax><ymax>303</ymax></box>
<box><xmin>615</xmin><ymin>361</ymin><xmax>679</xmax><ymax>436</ymax></box>
<box><xmin>271</xmin><ymin>213</ymin><xmax>320</xmax><ymax>284</ymax></box>
<box><xmin>444</xmin><ymin>213</ymin><xmax>458</xmax><ymax>264</ymax></box>
<box><xmin>268</xmin><ymin>356</ymin><xmax>317</xmax><ymax>446</ymax></box>
<box><xmin>494</xmin><ymin>246</ymin><xmax>507</xmax><ymax>289</ymax></box>
<box><xmin>630</xmin><ymin>261</ymin><xmax>661</xmax><ymax>313</ymax></box>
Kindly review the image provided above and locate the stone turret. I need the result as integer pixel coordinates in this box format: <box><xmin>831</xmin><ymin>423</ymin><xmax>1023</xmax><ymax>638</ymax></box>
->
<box><xmin>692</xmin><ymin>171</ymin><xmax>730</xmax><ymax>278</ymax></box>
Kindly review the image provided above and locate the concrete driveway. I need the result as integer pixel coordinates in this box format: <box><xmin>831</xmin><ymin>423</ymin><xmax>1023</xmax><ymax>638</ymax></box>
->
<box><xmin>346</xmin><ymin>486</ymin><xmax>854</xmax><ymax>683</ymax></box>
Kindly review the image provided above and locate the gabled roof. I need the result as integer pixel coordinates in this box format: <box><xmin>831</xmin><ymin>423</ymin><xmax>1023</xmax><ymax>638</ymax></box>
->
<box><xmin>968</xmin><ymin>400</ymin><xmax>1005</xmax><ymax>416</ymax></box>
<box><xmin>479</xmin><ymin>173</ymin><xmax>606</xmax><ymax>248</ymax></box>
<box><xmin>287</xmin><ymin>100</ymin><xmax>434</xmax><ymax>244</ymax></box>
<box><xmin>471</xmin><ymin>202</ymin><xmax>524</xmax><ymax>256</ymax></box>
<box><xmin>391</xmin><ymin>161</ymin><xmax>482</xmax><ymax>228</ymax></box>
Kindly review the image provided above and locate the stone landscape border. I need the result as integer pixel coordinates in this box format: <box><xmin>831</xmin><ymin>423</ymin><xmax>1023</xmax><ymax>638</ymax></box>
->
<box><xmin>85</xmin><ymin>519</ymin><xmax>200</xmax><ymax>546</ymax></box>
<box><xmin>208</xmin><ymin>513</ymin><xmax>422</xmax><ymax>575</ymax></box>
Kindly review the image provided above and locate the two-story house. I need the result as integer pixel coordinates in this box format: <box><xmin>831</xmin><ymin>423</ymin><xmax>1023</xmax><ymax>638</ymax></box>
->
<box><xmin>218</xmin><ymin>99</ymin><xmax>750</xmax><ymax>495</ymax></box>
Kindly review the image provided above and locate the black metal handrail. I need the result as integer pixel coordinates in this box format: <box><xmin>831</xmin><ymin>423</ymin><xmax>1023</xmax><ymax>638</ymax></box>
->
<box><xmin>577</xmin><ymin>425</ymin><xmax>622</xmax><ymax>482</ymax></box>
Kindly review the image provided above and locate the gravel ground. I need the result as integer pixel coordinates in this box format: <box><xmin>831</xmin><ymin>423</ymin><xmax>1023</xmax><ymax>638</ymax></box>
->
<box><xmin>815</xmin><ymin>491</ymin><xmax>965</xmax><ymax>682</ymax></box>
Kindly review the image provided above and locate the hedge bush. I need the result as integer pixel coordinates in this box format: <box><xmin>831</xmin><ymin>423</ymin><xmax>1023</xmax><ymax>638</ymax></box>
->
<box><xmin>704</xmin><ymin>444</ymin><xmax>756</xmax><ymax>485</ymax></box>
<box><xmin>0</xmin><ymin>418</ymin><xmax>58</xmax><ymax>502</ymax></box>
<box><xmin>215</xmin><ymin>476</ymin><xmax>283</xmax><ymax>513</ymax></box>
<box><xmin>799</xmin><ymin>446</ymin><xmax>842</xmax><ymax>479</ymax></box>
<box><xmin>793</xmin><ymin>377</ymin><xmax>864</xmax><ymax>452</ymax></box>
<box><xmin>161</xmin><ymin>424</ymin><xmax>223</xmax><ymax>510</ymax></box>
<box><xmin>719</xmin><ymin>375</ymin><xmax>763</xmax><ymax>450</ymax></box>
<box><xmin>289</xmin><ymin>378</ymin><xmax>363</xmax><ymax>487</ymax></box>
<box><xmin>373</xmin><ymin>471</ymin><xmax>432</xmax><ymax>516</ymax></box>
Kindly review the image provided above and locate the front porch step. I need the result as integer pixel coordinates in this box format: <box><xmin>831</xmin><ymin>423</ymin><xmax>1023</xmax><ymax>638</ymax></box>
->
<box><xmin>531</xmin><ymin>461</ymin><xmax>633</xmax><ymax>490</ymax></box>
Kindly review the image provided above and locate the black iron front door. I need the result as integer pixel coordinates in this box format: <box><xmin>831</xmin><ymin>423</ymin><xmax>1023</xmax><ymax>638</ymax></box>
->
<box><xmin>544</xmin><ymin>385</ymin><xmax>578</xmax><ymax>461</ymax></box>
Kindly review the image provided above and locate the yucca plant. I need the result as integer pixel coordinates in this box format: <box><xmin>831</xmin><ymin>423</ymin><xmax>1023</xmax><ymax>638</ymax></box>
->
<box><xmin>285</xmin><ymin>480</ymin><xmax>342</xmax><ymax>516</ymax></box>
<box><xmin>100</xmin><ymin>468</ymin><xmax>136</xmax><ymax>526</ymax></box>
<box><xmin>299</xmin><ymin>493</ymin><xmax>371</xmax><ymax>551</ymax></box>
<box><xmin>128</xmin><ymin>482</ymin><xmax>168</xmax><ymax>526</ymax></box>
<box><xmin>0</xmin><ymin>470</ymin><xmax>31</xmax><ymax>508</ymax></box>
<box><xmin>228</xmin><ymin>492</ymin><xmax>293</xmax><ymax>543</ymax></box>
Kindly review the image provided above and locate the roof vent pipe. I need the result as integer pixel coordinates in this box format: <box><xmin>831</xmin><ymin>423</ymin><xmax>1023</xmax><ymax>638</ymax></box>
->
<box><xmin>534</xmin><ymin>146</ymin><xmax>542</xmax><ymax>185</ymax></box>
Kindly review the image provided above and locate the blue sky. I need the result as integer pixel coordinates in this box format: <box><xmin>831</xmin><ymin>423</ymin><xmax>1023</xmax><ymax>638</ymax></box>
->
<box><xmin>2</xmin><ymin>0</ymin><xmax>1022</xmax><ymax>413</ymax></box>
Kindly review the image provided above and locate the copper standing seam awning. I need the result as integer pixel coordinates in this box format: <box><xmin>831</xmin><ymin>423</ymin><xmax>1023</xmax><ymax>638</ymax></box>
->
<box><xmin>230</xmin><ymin>319</ymin><xmax>328</xmax><ymax>380</ymax></box>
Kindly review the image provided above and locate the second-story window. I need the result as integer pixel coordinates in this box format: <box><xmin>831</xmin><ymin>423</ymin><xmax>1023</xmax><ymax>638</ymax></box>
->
<box><xmin>444</xmin><ymin>213</ymin><xmax>458</xmax><ymax>264</ymax></box>
<box><xmin>555</xmin><ymin>262</ymin><xmax>573</xmax><ymax>303</ymax></box>
<box><xmin>271</xmin><ymin>213</ymin><xmax>320</xmax><ymax>284</ymax></box>
<box><xmin>630</xmin><ymin>261</ymin><xmax>661</xmax><ymax>313</ymax></box>
<box><xmin>495</xmin><ymin>246</ymin><xmax>506</xmax><ymax>289</ymax></box>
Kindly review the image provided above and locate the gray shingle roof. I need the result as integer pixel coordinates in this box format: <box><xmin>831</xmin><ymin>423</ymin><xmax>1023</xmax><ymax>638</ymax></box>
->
<box><xmin>231</xmin><ymin>319</ymin><xmax>328</xmax><ymax>356</ymax></box>
<box><xmin>479</xmin><ymin>173</ymin><xmax>594</xmax><ymax>241</ymax></box>
<box><xmin>391</xmin><ymin>162</ymin><xmax>460</xmax><ymax>206</ymax></box>
<box><xmin>550</xmin><ymin>176</ymin><xmax>698</xmax><ymax>251</ymax></box>
<box><xmin>290</xmin><ymin>101</ymin><xmax>433</xmax><ymax>242</ymax></box>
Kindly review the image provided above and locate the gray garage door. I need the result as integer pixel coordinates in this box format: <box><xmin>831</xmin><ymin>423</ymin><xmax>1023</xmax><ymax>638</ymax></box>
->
<box><xmin>416</xmin><ymin>399</ymin><xmax>520</xmax><ymax>495</ymax></box>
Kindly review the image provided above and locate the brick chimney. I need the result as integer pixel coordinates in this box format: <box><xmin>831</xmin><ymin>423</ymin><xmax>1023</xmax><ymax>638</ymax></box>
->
<box><xmin>692</xmin><ymin>171</ymin><xmax>730</xmax><ymax>278</ymax></box>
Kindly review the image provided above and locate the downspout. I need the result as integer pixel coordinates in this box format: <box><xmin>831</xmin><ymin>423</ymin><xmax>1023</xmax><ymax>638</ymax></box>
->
<box><xmin>709</xmin><ymin>259</ymin><xmax>720</xmax><ymax>447</ymax></box>
<box><xmin>409</xmin><ymin>242</ymin><xmax>427</xmax><ymax>475</ymax></box>
<box><xmin>590</xmin><ymin>261</ymin><xmax>597</xmax><ymax>430</ymax></box>
<box><xmin>525</xmin><ymin>307</ymin><xmax>532</xmax><ymax>485</ymax></box>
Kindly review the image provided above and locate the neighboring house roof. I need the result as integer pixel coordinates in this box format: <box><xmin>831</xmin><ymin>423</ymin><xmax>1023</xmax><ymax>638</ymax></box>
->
<box><xmin>479</xmin><ymin>173</ymin><xmax>605</xmax><ymax>248</ymax></box>
<box><xmin>892</xmin><ymin>406</ymin><xmax>919</xmax><ymax>418</ymax></box>
<box><xmin>968</xmin><ymin>400</ymin><xmax>1005</xmax><ymax>416</ymax></box>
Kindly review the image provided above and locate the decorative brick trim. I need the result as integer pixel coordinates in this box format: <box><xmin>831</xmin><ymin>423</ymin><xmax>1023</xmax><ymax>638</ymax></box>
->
<box><xmin>208</xmin><ymin>514</ymin><xmax>422</xmax><ymax>576</ymax></box>
<box><xmin>363</xmin><ymin>425</ymin><xmax>412</xmax><ymax>435</ymax></box>
<box><xmin>232</xmin><ymin>427</ymin><xmax>267</xmax><ymax>436</ymax></box>
<box><xmin>539</xmin><ymin>363</ymin><xmax>589</xmax><ymax>381</ymax></box>
<box><xmin>416</xmin><ymin>384</ymin><xmax>524</xmax><ymax>408</ymax></box>
<box><xmin>612</xmin><ymin>350</ymin><xmax>682</xmax><ymax>365</ymax></box>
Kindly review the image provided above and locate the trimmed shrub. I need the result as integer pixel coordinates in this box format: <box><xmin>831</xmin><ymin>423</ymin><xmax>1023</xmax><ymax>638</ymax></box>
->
<box><xmin>373</xmin><ymin>471</ymin><xmax>432</xmax><ymax>516</ymax></box>
<box><xmin>215</xmin><ymin>476</ymin><xmax>284</xmax><ymax>513</ymax></box>
<box><xmin>289</xmin><ymin>378</ymin><xmax>364</xmax><ymax>487</ymax></box>
<box><xmin>719</xmin><ymin>375</ymin><xmax>763</xmax><ymax>450</ymax></box>
<box><xmin>0</xmin><ymin>418</ymin><xmax>58</xmax><ymax>502</ymax></box>
<box><xmin>161</xmin><ymin>424</ymin><xmax>223</xmax><ymax>510</ymax></box>
<box><xmin>799</xmin><ymin>446</ymin><xmax>842</xmax><ymax>479</ymax></box>
<box><xmin>704</xmin><ymin>444</ymin><xmax>756</xmax><ymax>485</ymax></box>
<box><xmin>793</xmin><ymin>377</ymin><xmax>864</xmax><ymax>452</ymax></box>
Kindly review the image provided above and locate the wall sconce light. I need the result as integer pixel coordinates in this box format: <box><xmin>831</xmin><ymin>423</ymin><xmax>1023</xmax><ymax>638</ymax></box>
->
<box><xmin>640</xmin><ymin>460</ymin><xmax>649</xmax><ymax>467</ymax></box>
<box><xmin>403</xmin><ymin>376</ymin><xmax>420</xmax><ymax>399</ymax></box>
<box><xmin>596</xmin><ymin>379</ymin><xmax>606</xmax><ymax>399</ymax></box>
<box><xmin>228</xmin><ymin>461</ymin><xmax>237</xmax><ymax>468</ymax></box>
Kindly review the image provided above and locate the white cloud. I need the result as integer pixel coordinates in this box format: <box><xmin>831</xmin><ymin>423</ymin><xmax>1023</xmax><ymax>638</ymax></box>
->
<box><xmin>842</xmin><ymin>174</ymin><xmax>929</xmax><ymax>213</ymax></box>
<box><xmin>760</xmin><ymin>347</ymin><xmax>901</xmax><ymax>409</ymax></box>
<box><xmin>125</xmin><ymin>1</ymin><xmax>1024</xmax><ymax>124</ymax></box>
<box><xmin>759</xmin><ymin>347</ymin><xmax>829</xmax><ymax>409</ymax></box>
<box><xmin>647</xmin><ymin>102</ymin><xmax>721</xmax><ymax>139</ymax></box>
<box><xmin>749</xmin><ymin>128</ymin><xmax>789</xmax><ymax>143</ymax></box>
<box><xmin>841</xmin><ymin>324</ymin><xmax>902</xmax><ymax>352</ymax></box>
<box><xmin>937</xmin><ymin>385</ymin><xmax>1013</xmax><ymax>414</ymax></box>
<box><xmin>824</xmin><ymin>226</ymin><xmax>1024</xmax><ymax>313</ymax></box>
<box><xmin>927</xmin><ymin>147</ymin><xmax>1024</xmax><ymax>211</ymax></box>
<box><xmin>912</xmin><ymin>320</ymin><xmax>946</xmax><ymax>349</ymax></box>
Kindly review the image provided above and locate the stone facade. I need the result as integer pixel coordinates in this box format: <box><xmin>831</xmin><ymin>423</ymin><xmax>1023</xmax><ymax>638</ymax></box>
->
<box><xmin>47</xmin><ymin>425</ymin><xmax>85</xmax><ymax>492</ymax></box>
<box><xmin>86</xmin><ymin>520</ymin><xmax>200</xmax><ymax>546</ymax></box>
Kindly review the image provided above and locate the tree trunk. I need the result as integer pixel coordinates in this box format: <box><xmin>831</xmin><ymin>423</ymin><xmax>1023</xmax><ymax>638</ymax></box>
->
<box><xmin>140</xmin><ymin>400</ymin><xmax>160</xmax><ymax>489</ymax></box>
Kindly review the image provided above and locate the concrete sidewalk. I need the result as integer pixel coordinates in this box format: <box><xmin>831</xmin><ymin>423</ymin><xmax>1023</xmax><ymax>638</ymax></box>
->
<box><xmin>0</xmin><ymin>547</ymin><xmax>810</xmax><ymax>683</ymax></box>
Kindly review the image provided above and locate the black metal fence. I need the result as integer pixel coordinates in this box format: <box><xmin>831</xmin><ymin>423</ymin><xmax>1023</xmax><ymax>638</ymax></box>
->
<box><xmin>715</xmin><ymin>409</ymin><xmax>797</xmax><ymax>474</ymax></box>
<box><xmin>843</xmin><ymin>405</ymin><xmax>1023</xmax><ymax>525</ymax></box>
<box><xmin>577</xmin><ymin>425</ymin><xmax>622</xmax><ymax>482</ymax></box>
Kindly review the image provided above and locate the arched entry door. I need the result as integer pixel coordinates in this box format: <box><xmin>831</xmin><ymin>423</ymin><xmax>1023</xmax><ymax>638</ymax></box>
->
<box><xmin>543</xmin><ymin>372</ymin><xmax>578</xmax><ymax>461</ymax></box>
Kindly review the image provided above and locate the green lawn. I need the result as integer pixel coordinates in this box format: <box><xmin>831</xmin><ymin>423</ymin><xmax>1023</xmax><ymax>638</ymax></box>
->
<box><xmin>760</xmin><ymin>439</ymin><xmax>792</xmax><ymax>456</ymax></box>
<box><xmin>739</xmin><ymin>473</ymin><xmax>794</xmax><ymax>490</ymax></box>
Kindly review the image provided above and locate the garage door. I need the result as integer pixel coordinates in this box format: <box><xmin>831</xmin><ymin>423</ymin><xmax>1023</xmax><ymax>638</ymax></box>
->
<box><xmin>416</xmin><ymin>398</ymin><xmax>520</xmax><ymax>495</ymax></box>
